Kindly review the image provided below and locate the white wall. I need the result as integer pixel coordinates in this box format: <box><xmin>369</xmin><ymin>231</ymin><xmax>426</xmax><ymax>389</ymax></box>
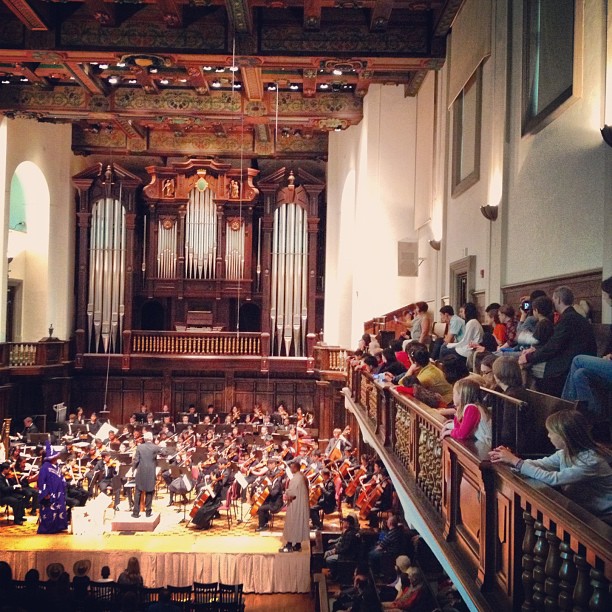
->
<box><xmin>325</xmin><ymin>85</ymin><xmax>419</xmax><ymax>347</ymax></box>
<box><xmin>0</xmin><ymin>118</ymin><xmax>75</xmax><ymax>341</ymax></box>
<box><xmin>504</xmin><ymin>0</ymin><xmax>606</xmax><ymax>287</ymax></box>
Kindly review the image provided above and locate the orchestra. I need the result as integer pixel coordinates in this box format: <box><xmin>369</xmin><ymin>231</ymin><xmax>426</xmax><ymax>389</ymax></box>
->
<box><xmin>1</xmin><ymin>401</ymin><xmax>394</xmax><ymax>534</ymax></box>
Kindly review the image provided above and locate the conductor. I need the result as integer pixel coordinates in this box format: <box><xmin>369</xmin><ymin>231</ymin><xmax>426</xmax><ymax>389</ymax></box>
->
<box><xmin>132</xmin><ymin>431</ymin><xmax>163</xmax><ymax>518</ymax></box>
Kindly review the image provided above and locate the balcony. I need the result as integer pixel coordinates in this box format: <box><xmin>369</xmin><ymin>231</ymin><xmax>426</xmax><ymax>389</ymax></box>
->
<box><xmin>344</xmin><ymin>364</ymin><xmax>612</xmax><ymax>611</ymax></box>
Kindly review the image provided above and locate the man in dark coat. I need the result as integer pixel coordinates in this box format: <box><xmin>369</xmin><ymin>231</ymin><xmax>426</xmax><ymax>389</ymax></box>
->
<box><xmin>521</xmin><ymin>286</ymin><xmax>597</xmax><ymax>397</ymax></box>
<box><xmin>132</xmin><ymin>431</ymin><xmax>164</xmax><ymax>517</ymax></box>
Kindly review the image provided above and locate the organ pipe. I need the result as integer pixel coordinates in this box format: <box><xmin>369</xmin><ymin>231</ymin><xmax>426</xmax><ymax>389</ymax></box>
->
<box><xmin>270</xmin><ymin>203</ymin><xmax>308</xmax><ymax>356</ymax></box>
<box><xmin>185</xmin><ymin>186</ymin><xmax>216</xmax><ymax>279</ymax></box>
<box><xmin>87</xmin><ymin>197</ymin><xmax>126</xmax><ymax>353</ymax></box>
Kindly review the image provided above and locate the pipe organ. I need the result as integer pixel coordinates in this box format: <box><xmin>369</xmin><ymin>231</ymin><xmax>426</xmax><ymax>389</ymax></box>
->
<box><xmin>72</xmin><ymin>159</ymin><xmax>325</xmax><ymax>360</ymax></box>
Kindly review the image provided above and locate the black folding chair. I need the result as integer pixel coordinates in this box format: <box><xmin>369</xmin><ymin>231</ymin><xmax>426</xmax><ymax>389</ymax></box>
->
<box><xmin>193</xmin><ymin>581</ymin><xmax>218</xmax><ymax>611</ymax></box>
<box><xmin>167</xmin><ymin>584</ymin><xmax>193</xmax><ymax>611</ymax></box>
<box><xmin>218</xmin><ymin>583</ymin><xmax>244</xmax><ymax>612</ymax></box>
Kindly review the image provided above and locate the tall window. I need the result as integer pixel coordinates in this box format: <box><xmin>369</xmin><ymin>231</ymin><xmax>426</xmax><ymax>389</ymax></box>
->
<box><xmin>452</xmin><ymin>67</ymin><xmax>482</xmax><ymax>197</ymax></box>
<box><xmin>522</xmin><ymin>0</ymin><xmax>581</xmax><ymax>135</ymax></box>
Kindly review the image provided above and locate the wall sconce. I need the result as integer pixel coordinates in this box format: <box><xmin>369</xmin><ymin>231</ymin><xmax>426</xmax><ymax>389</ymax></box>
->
<box><xmin>601</xmin><ymin>125</ymin><xmax>612</xmax><ymax>147</ymax></box>
<box><xmin>428</xmin><ymin>239</ymin><xmax>441</xmax><ymax>251</ymax></box>
<box><xmin>480</xmin><ymin>205</ymin><xmax>498</xmax><ymax>221</ymax></box>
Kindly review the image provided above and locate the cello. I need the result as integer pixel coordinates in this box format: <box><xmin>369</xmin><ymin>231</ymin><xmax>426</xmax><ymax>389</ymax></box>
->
<box><xmin>358</xmin><ymin>477</ymin><xmax>388</xmax><ymax>520</ymax></box>
<box><xmin>249</xmin><ymin>477</ymin><xmax>271</xmax><ymax>517</ymax></box>
<box><xmin>189</xmin><ymin>474</ymin><xmax>221</xmax><ymax>519</ymax></box>
<box><xmin>345</xmin><ymin>467</ymin><xmax>367</xmax><ymax>498</ymax></box>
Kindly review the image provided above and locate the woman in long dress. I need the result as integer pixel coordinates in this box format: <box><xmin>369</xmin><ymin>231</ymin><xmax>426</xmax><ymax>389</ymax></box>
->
<box><xmin>37</xmin><ymin>441</ymin><xmax>68</xmax><ymax>533</ymax></box>
<box><xmin>280</xmin><ymin>461</ymin><xmax>310</xmax><ymax>552</ymax></box>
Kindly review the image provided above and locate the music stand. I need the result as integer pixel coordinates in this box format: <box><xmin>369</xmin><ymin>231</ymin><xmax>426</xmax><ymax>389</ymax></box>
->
<box><xmin>133</xmin><ymin>412</ymin><xmax>147</xmax><ymax>423</ymax></box>
<box><xmin>28</xmin><ymin>432</ymin><xmax>50</xmax><ymax>446</ymax></box>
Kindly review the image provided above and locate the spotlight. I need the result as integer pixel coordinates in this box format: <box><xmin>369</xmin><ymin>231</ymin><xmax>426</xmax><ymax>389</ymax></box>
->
<box><xmin>99</xmin><ymin>63</ymin><xmax>109</xmax><ymax>70</ymax></box>
<box><xmin>1</xmin><ymin>79</ymin><xmax>10</xmax><ymax>84</ymax></box>
<box><xmin>108</xmin><ymin>76</ymin><xmax>119</xmax><ymax>84</ymax></box>
<box><xmin>128</xmin><ymin>79</ymin><xmax>137</xmax><ymax>84</ymax></box>
<box><xmin>160</xmin><ymin>79</ymin><xmax>169</xmax><ymax>85</ymax></box>
<box><xmin>211</xmin><ymin>80</ymin><xmax>221</xmax><ymax>88</ymax></box>
<box><xmin>229</xmin><ymin>66</ymin><xmax>239</xmax><ymax>72</ymax></box>
<box><xmin>319</xmin><ymin>83</ymin><xmax>329</xmax><ymax>90</ymax></box>
<box><xmin>267</xmin><ymin>84</ymin><xmax>277</xmax><ymax>91</ymax></box>
<box><xmin>203</xmin><ymin>66</ymin><xmax>213</xmax><ymax>71</ymax></box>
<box><xmin>116</xmin><ymin>62</ymin><xmax>126</xmax><ymax>68</ymax></box>
<box><xmin>149</xmin><ymin>68</ymin><xmax>158</xmax><ymax>74</ymax></box>
<box><xmin>332</xmin><ymin>69</ymin><xmax>343</xmax><ymax>76</ymax></box>
<box><xmin>20</xmin><ymin>77</ymin><xmax>28</xmax><ymax>82</ymax></box>
<box><xmin>233</xmin><ymin>83</ymin><xmax>242</xmax><ymax>89</ymax></box>
<box><xmin>179</xmin><ymin>78</ymin><xmax>187</xmax><ymax>83</ymax></box>
<box><xmin>289</xmin><ymin>83</ymin><xmax>299</xmax><ymax>90</ymax></box>
<box><xmin>215</xmin><ymin>67</ymin><xmax>225</xmax><ymax>73</ymax></box>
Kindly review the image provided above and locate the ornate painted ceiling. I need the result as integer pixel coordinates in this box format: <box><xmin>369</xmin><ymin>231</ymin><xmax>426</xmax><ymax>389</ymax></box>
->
<box><xmin>0</xmin><ymin>0</ymin><xmax>462</xmax><ymax>159</ymax></box>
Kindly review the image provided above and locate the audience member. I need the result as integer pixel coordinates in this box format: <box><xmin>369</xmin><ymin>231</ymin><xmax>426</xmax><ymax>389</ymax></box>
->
<box><xmin>441</xmin><ymin>378</ymin><xmax>491</xmax><ymax>446</ymax></box>
<box><xmin>117</xmin><ymin>556</ymin><xmax>144</xmax><ymax>588</ymax></box>
<box><xmin>382</xmin><ymin>567</ymin><xmax>427</xmax><ymax>610</ymax></box>
<box><xmin>325</xmin><ymin>515</ymin><xmax>360</xmax><ymax>580</ymax></box>
<box><xmin>368</xmin><ymin>514</ymin><xmax>404</xmax><ymax>576</ymax></box>
<box><xmin>98</xmin><ymin>565</ymin><xmax>113</xmax><ymax>582</ymax></box>
<box><xmin>489</xmin><ymin>410</ymin><xmax>612</xmax><ymax>523</ymax></box>
<box><xmin>477</xmin><ymin>354</ymin><xmax>498</xmax><ymax>389</ymax></box>
<box><xmin>497</xmin><ymin>305</ymin><xmax>518</xmax><ymax>349</ymax></box>
<box><xmin>441</xmin><ymin>303</ymin><xmax>483</xmax><ymax>361</ymax></box>
<box><xmin>376</xmin><ymin>348</ymin><xmax>408</xmax><ymax>378</ymax></box>
<box><xmin>148</xmin><ymin>588</ymin><xmax>180</xmax><ymax>611</ymax></box>
<box><xmin>22</xmin><ymin>568</ymin><xmax>45</xmax><ymax>611</ymax></box>
<box><xmin>72</xmin><ymin>559</ymin><xmax>91</xmax><ymax>603</ymax></box>
<box><xmin>332</xmin><ymin>565</ymin><xmax>371</xmax><ymax>612</ymax></box>
<box><xmin>432</xmin><ymin>306</ymin><xmax>465</xmax><ymax>359</ymax></box>
<box><xmin>561</xmin><ymin>276</ymin><xmax>612</xmax><ymax>419</ymax></box>
<box><xmin>410</xmin><ymin>302</ymin><xmax>432</xmax><ymax>347</ymax></box>
<box><xmin>516</xmin><ymin>290</ymin><xmax>547</xmax><ymax>337</ymax></box>
<box><xmin>395</xmin><ymin>348</ymin><xmax>453</xmax><ymax>406</ymax></box>
<box><xmin>378</xmin><ymin>555</ymin><xmax>412</xmax><ymax>602</ymax></box>
<box><xmin>519</xmin><ymin>286</ymin><xmax>597</xmax><ymax>397</ymax></box>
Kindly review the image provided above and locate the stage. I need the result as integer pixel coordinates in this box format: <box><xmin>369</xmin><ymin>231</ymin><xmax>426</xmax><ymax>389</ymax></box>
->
<box><xmin>0</xmin><ymin>493</ymin><xmax>315</xmax><ymax>594</ymax></box>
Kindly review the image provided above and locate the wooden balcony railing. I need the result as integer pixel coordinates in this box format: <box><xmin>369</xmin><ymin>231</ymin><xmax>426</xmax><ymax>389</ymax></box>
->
<box><xmin>130</xmin><ymin>331</ymin><xmax>262</xmax><ymax>355</ymax></box>
<box><xmin>0</xmin><ymin>341</ymin><xmax>70</xmax><ymax>368</ymax></box>
<box><xmin>313</xmin><ymin>345</ymin><xmax>350</xmax><ymax>373</ymax></box>
<box><xmin>344</xmin><ymin>364</ymin><xmax>612</xmax><ymax>611</ymax></box>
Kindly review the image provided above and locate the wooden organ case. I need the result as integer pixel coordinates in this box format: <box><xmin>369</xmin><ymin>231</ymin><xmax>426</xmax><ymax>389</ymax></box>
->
<box><xmin>72</xmin><ymin>160</ymin><xmax>325</xmax><ymax>365</ymax></box>
<box><xmin>72</xmin><ymin>163</ymin><xmax>142</xmax><ymax>365</ymax></box>
<box><xmin>139</xmin><ymin>158</ymin><xmax>260</xmax><ymax>331</ymax></box>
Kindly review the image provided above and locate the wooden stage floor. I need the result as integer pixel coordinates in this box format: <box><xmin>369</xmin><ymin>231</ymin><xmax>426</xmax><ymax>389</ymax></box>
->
<box><xmin>0</xmin><ymin>491</ymin><xmax>325</xmax><ymax>594</ymax></box>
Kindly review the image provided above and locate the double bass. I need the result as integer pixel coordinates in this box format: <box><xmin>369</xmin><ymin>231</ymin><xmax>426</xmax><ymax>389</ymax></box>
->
<box><xmin>345</xmin><ymin>466</ymin><xmax>366</xmax><ymax>498</ymax></box>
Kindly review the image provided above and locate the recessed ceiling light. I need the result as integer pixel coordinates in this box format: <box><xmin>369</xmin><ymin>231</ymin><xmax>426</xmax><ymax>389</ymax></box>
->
<box><xmin>149</xmin><ymin>68</ymin><xmax>158</xmax><ymax>74</ymax></box>
<box><xmin>128</xmin><ymin>79</ymin><xmax>137</xmax><ymax>84</ymax></box>
<box><xmin>1</xmin><ymin>80</ymin><xmax>10</xmax><ymax>84</ymax></box>
<box><xmin>229</xmin><ymin>66</ymin><xmax>239</xmax><ymax>72</ymax></box>
<box><xmin>211</xmin><ymin>80</ymin><xmax>221</xmax><ymax>88</ymax></box>
<box><xmin>215</xmin><ymin>67</ymin><xmax>225</xmax><ymax>73</ymax></box>
<box><xmin>267</xmin><ymin>84</ymin><xmax>277</xmax><ymax>91</ymax></box>
<box><xmin>203</xmin><ymin>66</ymin><xmax>213</xmax><ymax>71</ymax></box>
<box><xmin>289</xmin><ymin>84</ymin><xmax>299</xmax><ymax>90</ymax></box>
<box><xmin>179</xmin><ymin>78</ymin><xmax>187</xmax><ymax>83</ymax></box>
<box><xmin>20</xmin><ymin>77</ymin><xmax>28</xmax><ymax>82</ymax></box>
<box><xmin>319</xmin><ymin>83</ymin><xmax>329</xmax><ymax>90</ymax></box>
<box><xmin>334</xmin><ymin>127</ymin><xmax>342</xmax><ymax>131</ymax></box>
<box><xmin>99</xmin><ymin>63</ymin><xmax>109</xmax><ymax>70</ymax></box>
<box><xmin>70</xmin><ymin>76</ymin><xmax>76</xmax><ymax>80</ymax></box>
<box><xmin>332</xmin><ymin>69</ymin><xmax>343</xmax><ymax>76</ymax></box>
<box><xmin>116</xmin><ymin>62</ymin><xmax>126</xmax><ymax>68</ymax></box>
<box><xmin>108</xmin><ymin>76</ymin><xmax>119</xmax><ymax>84</ymax></box>
<box><xmin>233</xmin><ymin>83</ymin><xmax>242</xmax><ymax>89</ymax></box>
<box><xmin>160</xmin><ymin>79</ymin><xmax>169</xmax><ymax>85</ymax></box>
<box><xmin>90</xmin><ymin>62</ymin><xmax>99</xmax><ymax>66</ymax></box>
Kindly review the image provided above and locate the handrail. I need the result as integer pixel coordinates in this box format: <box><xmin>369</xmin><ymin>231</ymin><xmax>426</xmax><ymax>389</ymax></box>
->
<box><xmin>0</xmin><ymin>341</ymin><xmax>69</xmax><ymax>368</ymax></box>
<box><xmin>130</xmin><ymin>330</ymin><xmax>262</xmax><ymax>355</ymax></box>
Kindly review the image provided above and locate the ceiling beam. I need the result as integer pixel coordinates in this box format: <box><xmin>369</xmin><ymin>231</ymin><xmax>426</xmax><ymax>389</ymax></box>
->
<box><xmin>241</xmin><ymin>66</ymin><xmax>263</xmax><ymax>102</ymax></box>
<box><xmin>303</xmin><ymin>0</ymin><xmax>322</xmax><ymax>30</ymax></box>
<box><xmin>84</xmin><ymin>0</ymin><xmax>116</xmax><ymax>27</ymax></box>
<box><xmin>13</xmin><ymin>62</ymin><xmax>48</xmax><ymax>86</ymax></box>
<box><xmin>370</xmin><ymin>0</ymin><xmax>393</xmax><ymax>32</ymax></box>
<box><xmin>65</xmin><ymin>62</ymin><xmax>108</xmax><ymax>95</ymax></box>
<box><xmin>2</xmin><ymin>0</ymin><xmax>49</xmax><ymax>30</ymax></box>
<box><xmin>224</xmin><ymin>0</ymin><xmax>253</xmax><ymax>34</ymax></box>
<box><xmin>186</xmin><ymin>66</ymin><xmax>210</xmax><ymax>95</ymax></box>
<box><xmin>115</xmin><ymin>117</ymin><xmax>147</xmax><ymax>140</ymax></box>
<box><xmin>157</xmin><ymin>0</ymin><xmax>183</xmax><ymax>28</ymax></box>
